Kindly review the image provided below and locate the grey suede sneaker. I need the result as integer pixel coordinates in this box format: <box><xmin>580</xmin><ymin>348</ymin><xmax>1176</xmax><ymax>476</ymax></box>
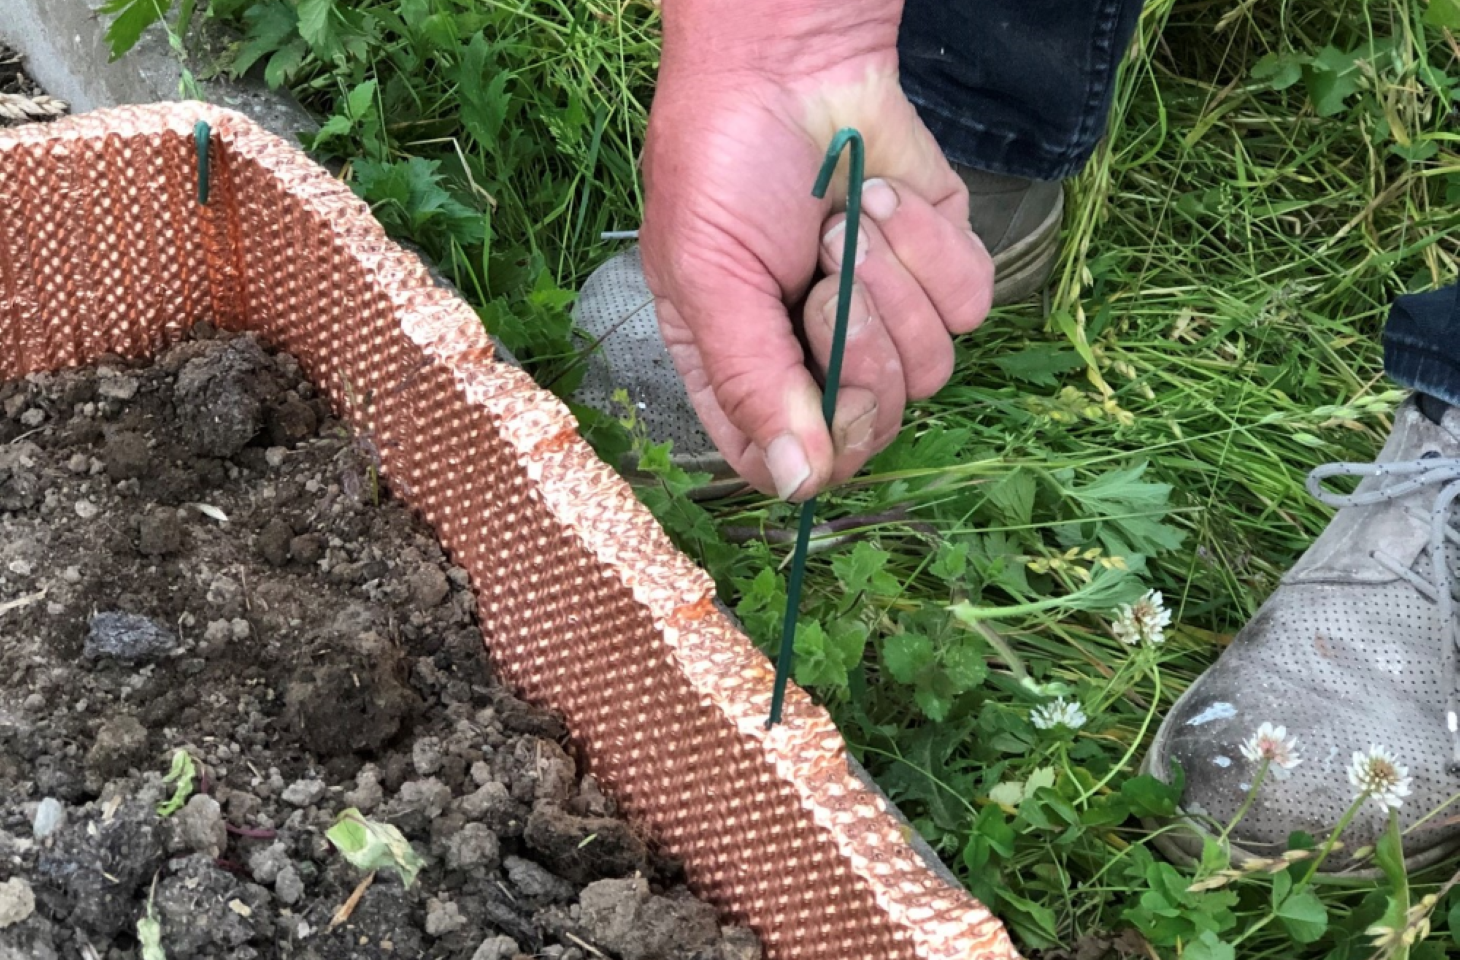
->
<box><xmin>957</xmin><ymin>167</ymin><xmax>1064</xmax><ymax>305</ymax></box>
<box><xmin>1146</xmin><ymin>396</ymin><xmax>1460</xmax><ymax>873</ymax></box>
<box><xmin>570</xmin><ymin>246</ymin><xmax>742</xmax><ymax>487</ymax></box>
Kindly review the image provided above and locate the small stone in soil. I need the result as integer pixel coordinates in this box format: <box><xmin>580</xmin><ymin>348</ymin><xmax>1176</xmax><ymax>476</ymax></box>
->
<box><xmin>0</xmin><ymin>878</ymin><xmax>35</xmax><ymax>929</ymax></box>
<box><xmin>445</xmin><ymin>821</ymin><xmax>500</xmax><ymax>872</ymax></box>
<box><xmin>247</xmin><ymin>841</ymin><xmax>291</xmax><ymax>885</ymax></box>
<box><xmin>577</xmin><ymin>877</ymin><xmax>721</xmax><ymax>960</ymax></box>
<box><xmin>503</xmin><ymin>855</ymin><xmax>577</xmax><ymax>906</ymax></box>
<box><xmin>154</xmin><ymin>855</ymin><xmax>273</xmax><ymax>955</ymax></box>
<box><xmin>83</xmin><ymin>611</ymin><xmax>178</xmax><ymax>663</ymax></box>
<box><xmin>274</xmin><ymin>864</ymin><xmax>304</xmax><ymax>905</ymax></box>
<box><xmin>137</xmin><ymin>507</ymin><xmax>183</xmax><ymax>555</ymax></box>
<box><xmin>83</xmin><ymin>714</ymin><xmax>149</xmax><ymax>786</ymax></box>
<box><xmin>524</xmin><ymin>805</ymin><xmax>650</xmax><ymax>883</ymax></box>
<box><xmin>281</xmin><ymin>778</ymin><xmax>327</xmax><ymax>807</ymax></box>
<box><xmin>35</xmin><ymin>802</ymin><xmax>163</xmax><ymax>937</ymax></box>
<box><xmin>31</xmin><ymin>798</ymin><xmax>65</xmax><ymax>840</ymax></box>
<box><xmin>102</xmin><ymin>429</ymin><xmax>150</xmax><ymax>480</ymax></box>
<box><xmin>425</xmin><ymin>897</ymin><xmax>467</xmax><ymax>936</ymax></box>
<box><xmin>256</xmin><ymin>516</ymin><xmax>293</xmax><ymax>567</ymax></box>
<box><xmin>471</xmin><ymin>935</ymin><xmax>522</xmax><ymax>960</ymax></box>
<box><xmin>174</xmin><ymin>793</ymin><xmax>227</xmax><ymax>858</ymax></box>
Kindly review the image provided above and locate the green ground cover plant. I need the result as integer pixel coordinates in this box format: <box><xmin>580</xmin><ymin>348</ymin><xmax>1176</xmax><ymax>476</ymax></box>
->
<box><xmin>110</xmin><ymin>0</ymin><xmax>1460</xmax><ymax>955</ymax></box>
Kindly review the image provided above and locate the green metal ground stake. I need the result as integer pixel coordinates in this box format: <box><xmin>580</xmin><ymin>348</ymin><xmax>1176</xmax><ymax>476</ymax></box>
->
<box><xmin>767</xmin><ymin>128</ymin><xmax>864</xmax><ymax>728</ymax></box>
<box><xmin>195</xmin><ymin>120</ymin><xmax>211</xmax><ymax>205</ymax></box>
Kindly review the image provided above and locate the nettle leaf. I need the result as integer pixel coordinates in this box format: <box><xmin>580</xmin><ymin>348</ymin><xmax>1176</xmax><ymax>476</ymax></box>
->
<box><xmin>1251</xmin><ymin>51</ymin><xmax>1305</xmax><ymax>91</ymax></box>
<box><xmin>346</xmin><ymin>78</ymin><xmax>378</xmax><ymax>120</ymax></box>
<box><xmin>263</xmin><ymin>40</ymin><xmax>308</xmax><ymax>89</ymax></box>
<box><xmin>1060</xmin><ymin>463</ymin><xmax>1183</xmax><ymax>556</ymax></box>
<box><xmin>296</xmin><ymin>0</ymin><xmax>339</xmax><ymax>58</ymax></box>
<box><xmin>793</xmin><ymin>619</ymin><xmax>867</xmax><ymax>692</ymax></box>
<box><xmin>1427</xmin><ymin>0</ymin><xmax>1460</xmax><ymax>31</ymax></box>
<box><xmin>831</xmin><ymin>542</ymin><xmax>898</xmax><ymax>597</ymax></box>
<box><xmin>929</xmin><ymin>540</ymin><xmax>969</xmax><ymax>582</ymax></box>
<box><xmin>992</xmin><ymin>345</ymin><xmax>1084</xmax><ymax>387</ymax></box>
<box><xmin>868</xmin><ymin>424</ymin><xmax>973</xmax><ymax>474</ymax></box>
<box><xmin>734</xmin><ymin>567</ymin><xmax>785</xmax><ymax>646</ymax></box>
<box><xmin>1275</xmin><ymin>888</ymin><xmax>1328</xmax><ymax>944</ymax></box>
<box><xmin>233</xmin><ymin>2</ymin><xmax>298</xmax><ymax>78</ymax></box>
<box><xmin>986</xmin><ymin>469</ymin><xmax>1037</xmax><ymax>527</ymax></box>
<box><xmin>100</xmin><ymin>0</ymin><xmax>174</xmax><ymax>61</ymax></box>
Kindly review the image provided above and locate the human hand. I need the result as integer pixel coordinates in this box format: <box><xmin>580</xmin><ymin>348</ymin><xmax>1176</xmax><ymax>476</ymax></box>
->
<box><xmin>640</xmin><ymin>1</ymin><xmax>994</xmax><ymax>500</ymax></box>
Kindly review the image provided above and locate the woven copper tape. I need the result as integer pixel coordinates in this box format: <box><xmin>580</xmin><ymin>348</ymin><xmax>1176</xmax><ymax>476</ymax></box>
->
<box><xmin>0</xmin><ymin>104</ymin><xmax>1018</xmax><ymax>960</ymax></box>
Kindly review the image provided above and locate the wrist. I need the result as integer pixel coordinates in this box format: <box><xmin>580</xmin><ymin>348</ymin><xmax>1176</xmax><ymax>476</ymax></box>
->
<box><xmin>660</xmin><ymin>0</ymin><xmax>904</xmax><ymax>80</ymax></box>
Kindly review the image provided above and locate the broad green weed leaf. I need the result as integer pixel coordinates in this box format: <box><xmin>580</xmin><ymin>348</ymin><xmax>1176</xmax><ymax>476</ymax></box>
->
<box><xmin>987</xmin><ymin>470</ymin><xmax>1037</xmax><ymax>527</ymax></box>
<box><xmin>1183</xmin><ymin>931</ymin><xmax>1235</xmax><ymax>960</ymax></box>
<box><xmin>327</xmin><ymin>807</ymin><xmax>424</xmax><ymax>888</ymax></box>
<box><xmin>232</xmin><ymin>2</ymin><xmax>297</xmax><ymax>78</ymax></box>
<box><xmin>1426</xmin><ymin>0</ymin><xmax>1460</xmax><ymax>31</ymax></box>
<box><xmin>1305</xmin><ymin>45</ymin><xmax>1364</xmax><ymax>117</ymax></box>
<box><xmin>832</xmin><ymin>542</ymin><xmax>896</xmax><ymax>597</ymax></box>
<box><xmin>1120</xmin><ymin>769</ymin><xmax>1183</xmax><ymax>818</ymax></box>
<box><xmin>100</xmin><ymin>0</ymin><xmax>174</xmax><ymax>61</ymax></box>
<box><xmin>992</xmin><ymin>345</ymin><xmax>1084</xmax><ymax>386</ymax></box>
<box><xmin>263</xmin><ymin>39</ymin><xmax>308</xmax><ymax>89</ymax></box>
<box><xmin>882</xmin><ymin>633</ymin><xmax>933</xmax><ymax>685</ymax></box>
<box><xmin>346</xmin><ymin>79</ymin><xmax>378</xmax><ymax>120</ymax></box>
<box><xmin>297</xmin><ymin>0</ymin><xmax>337</xmax><ymax>56</ymax></box>
<box><xmin>929</xmin><ymin>540</ymin><xmax>969</xmax><ymax>582</ymax></box>
<box><xmin>941</xmin><ymin>638</ymin><xmax>988</xmax><ymax>690</ymax></box>
<box><xmin>1275</xmin><ymin>888</ymin><xmax>1328</xmax><ymax>944</ymax></box>
<box><xmin>1251</xmin><ymin>52</ymin><xmax>1304</xmax><ymax>91</ymax></box>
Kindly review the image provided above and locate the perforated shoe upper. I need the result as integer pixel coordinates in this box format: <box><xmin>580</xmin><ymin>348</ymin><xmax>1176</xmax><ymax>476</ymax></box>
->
<box><xmin>1148</xmin><ymin>398</ymin><xmax>1460</xmax><ymax>871</ymax></box>
<box><xmin>570</xmin><ymin>247</ymin><xmax>731</xmax><ymax>478</ymax></box>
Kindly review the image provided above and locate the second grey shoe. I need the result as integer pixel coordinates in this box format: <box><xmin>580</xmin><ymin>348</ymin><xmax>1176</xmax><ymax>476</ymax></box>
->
<box><xmin>956</xmin><ymin>167</ymin><xmax>1064</xmax><ymax>305</ymax></box>
<box><xmin>1146</xmin><ymin>396</ymin><xmax>1460</xmax><ymax>873</ymax></box>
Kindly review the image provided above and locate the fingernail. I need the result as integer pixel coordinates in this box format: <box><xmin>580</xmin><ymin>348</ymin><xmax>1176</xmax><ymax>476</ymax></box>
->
<box><xmin>821</xmin><ymin>282</ymin><xmax>870</xmax><ymax>336</ymax></box>
<box><xmin>765</xmin><ymin>434</ymin><xmax>811</xmax><ymax>501</ymax></box>
<box><xmin>862</xmin><ymin>178</ymin><xmax>899</xmax><ymax>221</ymax></box>
<box><xmin>844</xmin><ymin>402</ymin><xmax>878</xmax><ymax>451</ymax></box>
<box><xmin>822</xmin><ymin>220</ymin><xmax>867</xmax><ymax>267</ymax></box>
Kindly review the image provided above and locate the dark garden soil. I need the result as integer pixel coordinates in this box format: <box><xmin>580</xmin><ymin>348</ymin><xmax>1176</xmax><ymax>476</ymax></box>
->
<box><xmin>0</xmin><ymin>327</ymin><xmax>761</xmax><ymax>960</ymax></box>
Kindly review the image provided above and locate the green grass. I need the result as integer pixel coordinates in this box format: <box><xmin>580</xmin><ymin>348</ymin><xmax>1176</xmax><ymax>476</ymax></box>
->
<box><xmin>118</xmin><ymin>0</ymin><xmax>1460</xmax><ymax>955</ymax></box>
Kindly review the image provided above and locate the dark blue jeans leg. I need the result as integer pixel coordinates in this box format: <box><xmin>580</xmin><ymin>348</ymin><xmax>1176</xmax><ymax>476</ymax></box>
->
<box><xmin>898</xmin><ymin>0</ymin><xmax>1146</xmax><ymax>180</ymax></box>
<box><xmin>1385</xmin><ymin>285</ymin><xmax>1460</xmax><ymax>408</ymax></box>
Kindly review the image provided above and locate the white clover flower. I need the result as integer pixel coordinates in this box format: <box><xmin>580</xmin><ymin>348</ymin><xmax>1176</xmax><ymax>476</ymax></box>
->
<box><xmin>1113</xmin><ymin>589</ymin><xmax>1173</xmax><ymax>646</ymax></box>
<box><xmin>1348</xmin><ymin>745</ymin><xmax>1413</xmax><ymax>811</ymax></box>
<box><xmin>1031</xmin><ymin>696</ymin><xmax>1087</xmax><ymax>732</ymax></box>
<box><xmin>1239</xmin><ymin>722</ymin><xmax>1301</xmax><ymax>770</ymax></box>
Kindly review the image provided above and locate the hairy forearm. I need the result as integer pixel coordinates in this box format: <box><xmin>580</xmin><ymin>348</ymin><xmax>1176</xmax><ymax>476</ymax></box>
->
<box><xmin>660</xmin><ymin>0</ymin><xmax>904</xmax><ymax>78</ymax></box>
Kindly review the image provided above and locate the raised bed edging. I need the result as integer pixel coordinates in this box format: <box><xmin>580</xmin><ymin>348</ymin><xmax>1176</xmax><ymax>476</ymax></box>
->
<box><xmin>0</xmin><ymin>104</ymin><xmax>1018</xmax><ymax>960</ymax></box>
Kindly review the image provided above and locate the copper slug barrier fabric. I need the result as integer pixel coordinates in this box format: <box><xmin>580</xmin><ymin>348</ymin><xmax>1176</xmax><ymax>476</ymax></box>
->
<box><xmin>0</xmin><ymin>105</ymin><xmax>1018</xmax><ymax>960</ymax></box>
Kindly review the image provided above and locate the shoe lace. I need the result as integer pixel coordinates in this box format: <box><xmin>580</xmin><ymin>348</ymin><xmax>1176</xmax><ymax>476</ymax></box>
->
<box><xmin>1308</xmin><ymin>454</ymin><xmax>1460</xmax><ymax>772</ymax></box>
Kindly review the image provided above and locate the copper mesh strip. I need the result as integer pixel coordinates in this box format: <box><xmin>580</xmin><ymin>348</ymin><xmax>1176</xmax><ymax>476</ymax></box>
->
<box><xmin>0</xmin><ymin>104</ymin><xmax>1018</xmax><ymax>960</ymax></box>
